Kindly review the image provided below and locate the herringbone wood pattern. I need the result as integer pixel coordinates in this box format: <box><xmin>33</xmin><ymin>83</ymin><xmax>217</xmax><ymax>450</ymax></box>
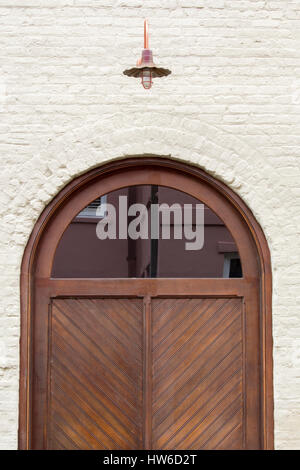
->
<box><xmin>46</xmin><ymin>296</ymin><xmax>244</xmax><ymax>449</ymax></box>
<box><xmin>47</xmin><ymin>298</ymin><xmax>143</xmax><ymax>449</ymax></box>
<box><xmin>152</xmin><ymin>298</ymin><xmax>244</xmax><ymax>450</ymax></box>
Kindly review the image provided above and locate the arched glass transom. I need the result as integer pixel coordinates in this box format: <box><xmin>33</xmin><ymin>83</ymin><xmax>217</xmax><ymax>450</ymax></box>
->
<box><xmin>52</xmin><ymin>185</ymin><xmax>243</xmax><ymax>278</ymax></box>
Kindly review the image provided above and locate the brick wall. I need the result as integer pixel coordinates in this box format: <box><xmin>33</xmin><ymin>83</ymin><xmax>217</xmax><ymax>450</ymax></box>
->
<box><xmin>0</xmin><ymin>0</ymin><xmax>299</xmax><ymax>449</ymax></box>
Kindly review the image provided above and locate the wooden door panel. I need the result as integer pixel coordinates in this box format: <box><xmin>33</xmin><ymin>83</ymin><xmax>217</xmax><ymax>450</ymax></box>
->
<box><xmin>152</xmin><ymin>298</ymin><xmax>244</xmax><ymax>450</ymax></box>
<box><xmin>47</xmin><ymin>298</ymin><xmax>143</xmax><ymax>450</ymax></box>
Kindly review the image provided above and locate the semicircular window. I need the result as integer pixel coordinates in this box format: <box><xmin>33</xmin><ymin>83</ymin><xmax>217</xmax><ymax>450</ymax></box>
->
<box><xmin>52</xmin><ymin>185</ymin><xmax>243</xmax><ymax>278</ymax></box>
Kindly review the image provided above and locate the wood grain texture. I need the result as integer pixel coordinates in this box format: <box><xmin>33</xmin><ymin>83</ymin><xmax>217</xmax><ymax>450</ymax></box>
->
<box><xmin>152</xmin><ymin>298</ymin><xmax>244</xmax><ymax>450</ymax></box>
<box><xmin>46</xmin><ymin>296</ymin><xmax>245</xmax><ymax>450</ymax></box>
<box><xmin>47</xmin><ymin>298</ymin><xmax>143</xmax><ymax>450</ymax></box>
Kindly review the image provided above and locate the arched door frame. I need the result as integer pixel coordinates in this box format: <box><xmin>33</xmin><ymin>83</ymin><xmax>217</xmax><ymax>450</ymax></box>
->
<box><xmin>19</xmin><ymin>156</ymin><xmax>274</xmax><ymax>449</ymax></box>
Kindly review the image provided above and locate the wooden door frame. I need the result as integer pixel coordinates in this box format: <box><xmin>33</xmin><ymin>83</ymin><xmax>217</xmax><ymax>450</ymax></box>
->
<box><xmin>19</xmin><ymin>156</ymin><xmax>274</xmax><ymax>449</ymax></box>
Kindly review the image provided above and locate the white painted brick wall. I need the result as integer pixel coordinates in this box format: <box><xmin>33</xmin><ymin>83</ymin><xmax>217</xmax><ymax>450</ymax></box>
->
<box><xmin>0</xmin><ymin>0</ymin><xmax>299</xmax><ymax>449</ymax></box>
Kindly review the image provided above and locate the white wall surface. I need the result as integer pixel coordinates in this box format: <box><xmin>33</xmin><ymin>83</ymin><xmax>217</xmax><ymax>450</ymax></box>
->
<box><xmin>0</xmin><ymin>0</ymin><xmax>300</xmax><ymax>449</ymax></box>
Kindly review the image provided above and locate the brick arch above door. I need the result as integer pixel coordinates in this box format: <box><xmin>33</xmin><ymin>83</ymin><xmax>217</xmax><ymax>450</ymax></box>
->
<box><xmin>18</xmin><ymin>113</ymin><xmax>277</xmax><ymax>253</ymax></box>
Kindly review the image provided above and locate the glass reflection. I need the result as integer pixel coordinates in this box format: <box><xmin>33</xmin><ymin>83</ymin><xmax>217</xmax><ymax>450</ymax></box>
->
<box><xmin>52</xmin><ymin>185</ymin><xmax>242</xmax><ymax>278</ymax></box>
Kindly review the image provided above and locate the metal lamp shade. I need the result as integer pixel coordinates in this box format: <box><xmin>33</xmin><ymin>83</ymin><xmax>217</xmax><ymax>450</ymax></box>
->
<box><xmin>123</xmin><ymin>49</ymin><xmax>171</xmax><ymax>88</ymax></box>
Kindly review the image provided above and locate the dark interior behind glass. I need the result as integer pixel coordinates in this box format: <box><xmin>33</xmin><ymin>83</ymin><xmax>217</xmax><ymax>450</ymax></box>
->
<box><xmin>52</xmin><ymin>185</ymin><xmax>243</xmax><ymax>278</ymax></box>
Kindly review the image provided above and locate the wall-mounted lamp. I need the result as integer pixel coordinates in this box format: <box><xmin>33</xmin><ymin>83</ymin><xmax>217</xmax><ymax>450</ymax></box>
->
<box><xmin>123</xmin><ymin>20</ymin><xmax>171</xmax><ymax>90</ymax></box>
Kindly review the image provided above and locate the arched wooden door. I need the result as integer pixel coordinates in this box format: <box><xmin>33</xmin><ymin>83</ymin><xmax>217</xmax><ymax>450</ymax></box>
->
<box><xmin>19</xmin><ymin>158</ymin><xmax>274</xmax><ymax>450</ymax></box>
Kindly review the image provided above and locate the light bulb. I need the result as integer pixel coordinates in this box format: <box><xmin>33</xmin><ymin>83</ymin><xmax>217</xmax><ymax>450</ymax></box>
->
<box><xmin>141</xmin><ymin>70</ymin><xmax>152</xmax><ymax>89</ymax></box>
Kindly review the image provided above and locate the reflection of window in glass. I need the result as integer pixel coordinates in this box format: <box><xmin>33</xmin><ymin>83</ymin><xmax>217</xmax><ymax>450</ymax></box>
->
<box><xmin>223</xmin><ymin>252</ymin><xmax>243</xmax><ymax>278</ymax></box>
<box><xmin>52</xmin><ymin>185</ymin><xmax>243</xmax><ymax>279</ymax></box>
<box><xmin>77</xmin><ymin>195</ymin><xmax>107</xmax><ymax>218</ymax></box>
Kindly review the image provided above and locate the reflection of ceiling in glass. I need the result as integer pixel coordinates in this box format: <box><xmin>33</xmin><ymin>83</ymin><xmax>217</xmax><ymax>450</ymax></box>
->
<box><xmin>52</xmin><ymin>185</ymin><xmax>242</xmax><ymax>279</ymax></box>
